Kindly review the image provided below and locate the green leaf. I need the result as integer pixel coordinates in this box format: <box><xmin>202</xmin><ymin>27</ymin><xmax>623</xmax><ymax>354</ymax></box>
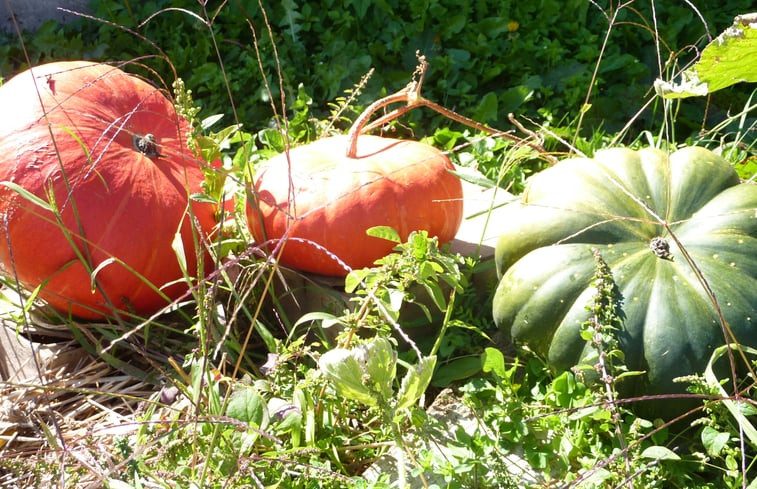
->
<box><xmin>366</xmin><ymin>225</ymin><xmax>401</xmax><ymax>243</ymax></box>
<box><xmin>431</xmin><ymin>356</ymin><xmax>481</xmax><ymax>387</ymax></box>
<box><xmin>640</xmin><ymin>445</ymin><xmax>680</xmax><ymax>460</ymax></box>
<box><xmin>473</xmin><ymin>91</ymin><xmax>498</xmax><ymax>123</ymax></box>
<box><xmin>190</xmin><ymin>192</ymin><xmax>217</xmax><ymax>204</ymax></box>
<box><xmin>227</xmin><ymin>386</ymin><xmax>268</xmax><ymax>429</ymax></box>
<box><xmin>422</xmin><ymin>282</ymin><xmax>447</xmax><ymax>312</ymax></box>
<box><xmin>448</xmin><ymin>169</ymin><xmax>496</xmax><ymax>189</ymax></box>
<box><xmin>201</xmin><ymin>113</ymin><xmax>224</xmax><ymax>130</ymax></box>
<box><xmin>701</xmin><ymin>426</ymin><xmax>730</xmax><ymax>457</ymax></box>
<box><xmin>319</xmin><ymin>348</ymin><xmax>377</xmax><ymax>406</ymax></box>
<box><xmin>656</xmin><ymin>13</ymin><xmax>757</xmax><ymax>98</ymax></box>
<box><xmin>481</xmin><ymin>347</ymin><xmax>507</xmax><ymax>379</ymax></box>
<box><xmin>344</xmin><ymin>268</ymin><xmax>369</xmax><ymax>294</ymax></box>
<box><xmin>360</xmin><ymin>337</ymin><xmax>397</xmax><ymax>400</ymax></box>
<box><xmin>293</xmin><ymin>311</ymin><xmax>344</xmax><ymax>329</ymax></box>
<box><xmin>704</xmin><ymin>344</ymin><xmax>757</xmax><ymax>447</ymax></box>
<box><xmin>396</xmin><ymin>355</ymin><xmax>437</xmax><ymax>410</ymax></box>
<box><xmin>0</xmin><ymin>181</ymin><xmax>52</xmax><ymax>212</ymax></box>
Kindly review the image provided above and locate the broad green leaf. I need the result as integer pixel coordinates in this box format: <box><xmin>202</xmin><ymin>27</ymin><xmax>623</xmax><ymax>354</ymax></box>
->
<box><xmin>473</xmin><ymin>91</ymin><xmax>498</xmax><ymax>123</ymax></box>
<box><xmin>656</xmin><ymin>13</ymin><xmax>757</xmax><ymax>98</ymax></box>
<box><xmin>386</xmin><ymin>288</ymin><xmax>406</xmax><ymax>313</ymax></box>
<box><xmin>422</xmin><ymin>281</ymin><xmax>447</xmax><ymax>312</ymax></box>
<box><xmin>640</xmin><ymin>445</ymin><xmax>680</xmax><ymax>460</ymax></box>
<box><xmin>396</xmin><ymin>355</ymin><xmax>437</xmax><ymax>410</ymax></box>
<box><xmin>366</xmin><ymin>225</ymin><xmax>401</xmax><ymax>243</ymax></box>
<box><xmin>359</xmin><ymin>337</ymin><xmax>397</xmax><ymax>400</ymax></box>
<box><xmin>431</xmin><ymin>356</ymin><xmax>481</xmax><ymax>387</ymax></box>
<box><xmin>701</xmin><ymin>426</ymin><xmax>730</xmax><ymax>457</ymax></box>
<box><xmin>227</xmin><ymin>386</ymin><xmax>268</xmax><ymax>429</ymax></box>
<box><xmin>319</xmin><ymin>348</ymin><xmax>377</xmax><ymax>406</ymax></box>
<box><xmin>344</xmin><ymin>268</ymin><xmax>369</xmax><ymax>294</ymax></box>
<box><xmin>481</xmin><ymin>347</ymin><xmax>507</xmax><ymax>379</ymax></box>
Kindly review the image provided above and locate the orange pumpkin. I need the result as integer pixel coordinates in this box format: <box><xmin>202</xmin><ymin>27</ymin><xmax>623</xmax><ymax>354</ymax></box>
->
<box><xmin>247</xmin><ymin>134</ymin><xmax>463</xmax><ymax>276</ymax></box>
<box><xmin>0</xmin><ymin>61</ymin><xmax>217</xmax><ymax>319</ymax></box>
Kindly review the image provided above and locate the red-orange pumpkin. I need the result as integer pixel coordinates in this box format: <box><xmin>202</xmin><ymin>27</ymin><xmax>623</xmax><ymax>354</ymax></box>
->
<box><xmin>247</xmin><ymin>135</ymin><xmax>463</xmax><ymax>276</ymax></box>
<box><xmin>0</xmin><ymin>61</ymin><xmax>217</xmax><ymax>319</ymax></box>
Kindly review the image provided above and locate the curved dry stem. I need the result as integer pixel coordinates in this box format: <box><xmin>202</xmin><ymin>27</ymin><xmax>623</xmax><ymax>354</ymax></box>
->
<box><xmin>345</xmin><ymin>55</ymin><xmax>555</xmax><ymax>163</ymax></box>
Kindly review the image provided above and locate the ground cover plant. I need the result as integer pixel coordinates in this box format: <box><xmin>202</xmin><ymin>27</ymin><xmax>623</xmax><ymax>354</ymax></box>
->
<box><xmin>0</xmin><ymin>2</ymin><xmax>756</xmax><ymax>488</ymax></box>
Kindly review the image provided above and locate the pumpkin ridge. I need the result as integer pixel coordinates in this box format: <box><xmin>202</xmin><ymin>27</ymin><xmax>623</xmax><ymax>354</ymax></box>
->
<box><xmin>494</xmin><ymin>146</ymin><xmax>757</xmax><ymax>418</ymax></box>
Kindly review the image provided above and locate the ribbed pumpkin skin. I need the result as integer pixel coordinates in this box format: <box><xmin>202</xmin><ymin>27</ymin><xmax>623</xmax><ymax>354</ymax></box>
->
<box><xmin>248</xmin><ymin>135</ymin><xmax>463</xmax><ymax>276</ymax></box>
<box><xmin>0</xmin><ymin>61</ymin><xmax>217</xmax><ymax>319</ymax></box>
<box><xmin>493</xmin><ymin>147</ymin><xmax>757</xmax><ymax>417</ymax></box>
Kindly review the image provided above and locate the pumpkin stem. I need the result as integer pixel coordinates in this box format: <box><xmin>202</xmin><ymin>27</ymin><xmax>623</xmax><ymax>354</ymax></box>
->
<box><xmin>132</xmin><ymin>133</ymin><xmax>162</xmax><ymax>158</ymax></box>
<box><xmin>345</xmin><ymin>53</ymin><xmax>553</xmax><ymax>162</ymax></box>
<box><xmin>649</xmin><ymin>236</ymin><xmax>674</xmax><ymax>260</ymax></box>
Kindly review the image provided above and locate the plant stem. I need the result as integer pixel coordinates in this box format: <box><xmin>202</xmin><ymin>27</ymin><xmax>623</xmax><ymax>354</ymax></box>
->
<box><xmin>344</xmin><ymin>54</ymin><xmax>552</xmax><ymax>160</ymax></box>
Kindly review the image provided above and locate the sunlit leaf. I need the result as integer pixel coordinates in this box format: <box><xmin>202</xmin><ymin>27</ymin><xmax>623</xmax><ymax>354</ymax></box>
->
<box><xmin>701</xmin><ymin>426</ymin><xmax>730</xmax><ymax>457</ymax></box>
<box><xmin>656</xmin><ymin>13</ymin><xmax>757</xmax><ymax>98</ymax></box>
<box><xmin>640</xmin><ymin>445</ymin><xmax>680</xmax><ymax>460</ymax></box>
<box><xmin>0</xmin><ymin>181</ymin><xmax>52</xmax><ymax>212</ymax></box>
<box><xmin>396</xmin><ymin>355</ymin><xmax>437</xmax><ymax>410</ymax></box>
<box><xmin>319</xmin><ymin>348</ymin><xmax>377</xmax><ymax>406</ymax></box>
<box><xmin>367</xmin><ymin>225</ymin><xmax>401</xmax><ymax>244</ymax></box>
<box><xmin>227</xmin><ymin>386</ymin><xmax>268</xmax><ymax>429</ymax></box>
<box><xmin>359</xmin><ymin>337</ymin><xmax>397</xmax><ymax>400</ymax></box>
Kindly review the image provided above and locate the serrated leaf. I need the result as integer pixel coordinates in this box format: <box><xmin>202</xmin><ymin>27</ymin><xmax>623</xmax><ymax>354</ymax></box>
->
<box><xmin>396</xmin><ymin>355</ymin><xmax>437</xmax><ymax>410</ymax></box>
<box><xmin>640</xmin><ymin>445</ymin><xmax>680</xmax><ymax>460</ymax></box>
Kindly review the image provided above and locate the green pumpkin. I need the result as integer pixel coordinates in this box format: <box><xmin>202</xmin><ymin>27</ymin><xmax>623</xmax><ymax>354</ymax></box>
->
<box><xmin>493</xmin><ymin>146</ymin><xmax>757</xmax><ymax>418</ymax></box>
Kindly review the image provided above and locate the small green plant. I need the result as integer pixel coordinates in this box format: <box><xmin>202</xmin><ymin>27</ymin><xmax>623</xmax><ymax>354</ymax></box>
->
<box><xmin>319</xmin><ymin>336</ymin><xmax>436</xmax><ymax>488</ymax></box>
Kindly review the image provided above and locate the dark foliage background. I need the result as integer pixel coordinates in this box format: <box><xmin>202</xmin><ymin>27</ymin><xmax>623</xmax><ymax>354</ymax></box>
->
<box><xmin>1</xmin><ymin>0</ymin><xmax>753</xmax><ymax>139</ymax></box>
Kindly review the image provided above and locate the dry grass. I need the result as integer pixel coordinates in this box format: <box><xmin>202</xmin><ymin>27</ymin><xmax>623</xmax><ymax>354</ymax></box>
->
<box><xmin>0</xmin><ymin>297</ymin><xmax>159</xmax><ymax>488</ymax></box>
